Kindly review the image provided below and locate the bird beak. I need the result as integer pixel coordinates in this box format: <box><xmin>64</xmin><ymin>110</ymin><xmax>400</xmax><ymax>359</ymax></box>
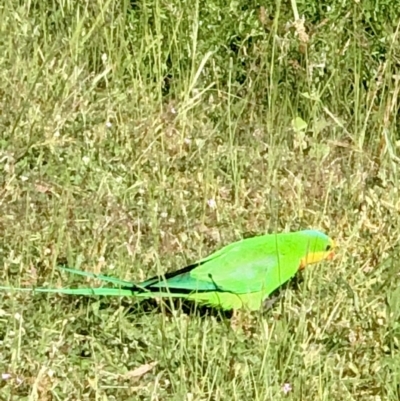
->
<box><xmin>327</xmin><ymin>239</ymin><xmax>336</xmax><ymax>260</ymax></box>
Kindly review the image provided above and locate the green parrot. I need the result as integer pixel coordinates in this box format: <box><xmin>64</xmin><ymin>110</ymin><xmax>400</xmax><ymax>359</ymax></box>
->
<box><xmin>0</xmin><ymin>229</ymin><xmax>335</xmax><ymax>311</ymax></box>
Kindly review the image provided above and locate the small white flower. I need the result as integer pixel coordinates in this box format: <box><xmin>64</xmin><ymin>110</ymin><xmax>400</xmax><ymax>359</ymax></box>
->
<box><xmin>160</xmin><ymin>212</ymin><xmax>168</xmax><ymax>218</ymax></box>
<box><xmin>282</xmin><ymin>383</ymin><xmax>292</xmax><ymax>394</ymax></box>
<box><xmin>106</xmin><ymin>121</ymin><xmax>112</xmax><ymax>128</ymax></box>
<box><xmin>207</xmin><ymin>199</ymin><xmax>217</xmax><ymax>209</ymax></box>
<box><xmin>82</xmin><ymin>156</ymin><xmax>90</xmax><ymax>165</ymax></box>
<box><xmin>20</xmin><ymin>175</ymin><xmax>28</xmax><ymax>182</ymax></box>
<box><xmin>101</xmin><ymin>53</ymin><xmax>108</xmax><ymax>63</ymax></box>
<box><xmin>1</xmin><ymin>373</ymin><xmax>12</xmax><ymax>380</ymax></box>
<box><xmin>14</xmin><ymin>313</ymin><xmax>22</xmax><ymax>321</ymax></box>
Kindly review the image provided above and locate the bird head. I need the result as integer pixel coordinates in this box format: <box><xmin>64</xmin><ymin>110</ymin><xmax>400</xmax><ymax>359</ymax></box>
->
<box><xmin>298</xmin><ymin>230</ymin><xmax>336</xmax><ymax>269</ymax></box>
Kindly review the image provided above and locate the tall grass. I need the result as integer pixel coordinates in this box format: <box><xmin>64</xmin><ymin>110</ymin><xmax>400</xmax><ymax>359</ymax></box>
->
<box><xmin>1</xmin><ymin>0</ymin><xmax>400</xmax><ymax>399</ymax></box>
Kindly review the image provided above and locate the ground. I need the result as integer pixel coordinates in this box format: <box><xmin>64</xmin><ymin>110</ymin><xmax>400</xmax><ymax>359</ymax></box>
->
<box><xmin>1</xmin><ymin>1</ymin><xmax>400</xmax><ymax>400</ymax></box>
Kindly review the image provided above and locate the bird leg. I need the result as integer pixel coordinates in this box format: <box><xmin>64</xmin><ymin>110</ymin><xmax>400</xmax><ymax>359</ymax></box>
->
<box><xmin>262</xmin><ymin>294</ymin><xmax>281</xmax><ymax>311</ymax></box>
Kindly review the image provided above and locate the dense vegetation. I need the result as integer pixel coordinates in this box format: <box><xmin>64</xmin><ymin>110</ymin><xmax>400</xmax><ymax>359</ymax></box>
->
<box><xmin>1</xmin><ymin>0</ymin><xmax>400</xmax><ymax>399</ymax></box>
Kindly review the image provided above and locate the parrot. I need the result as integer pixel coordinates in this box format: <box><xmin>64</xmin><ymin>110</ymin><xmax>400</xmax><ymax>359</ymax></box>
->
<box><xmin>0</xmin><ymin>229</ymin><xmax>335</xmax><ymax>311</ymax></box>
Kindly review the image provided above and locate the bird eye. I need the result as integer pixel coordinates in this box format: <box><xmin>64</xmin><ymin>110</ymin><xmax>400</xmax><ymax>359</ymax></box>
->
<box><xmin>325</xmin><ymin>245</ymin><xmax>331</xmax><ymax>251</ymax></box>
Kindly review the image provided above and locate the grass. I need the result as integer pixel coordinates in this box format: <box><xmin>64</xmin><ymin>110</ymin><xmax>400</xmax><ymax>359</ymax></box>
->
<box><xmin>1</xmin><ymin>0</ymin><xmax>400</xmax><ymax>399</ymax></box>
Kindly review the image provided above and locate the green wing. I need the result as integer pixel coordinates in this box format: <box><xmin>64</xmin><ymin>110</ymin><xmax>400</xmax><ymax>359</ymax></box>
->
<box><xmin>144</xmin><ymin>234</ymin><xmax>302</xmax><ymax>296</ymax></box>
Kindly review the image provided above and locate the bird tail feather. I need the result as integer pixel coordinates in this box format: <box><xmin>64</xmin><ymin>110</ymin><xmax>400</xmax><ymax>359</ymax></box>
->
<box><xmin>0</xmin><ymin>266</ymin><xmax>194</xmax><ymax>299</ymax></box>
<box><xmin>0</xmin><ymin>286</ymin><xmax>136</xmax><ymax>296</ymax></box>
<box><xmin>0</xmin><ymin>265</ymin><xmax>140</xmax><ymax>297</ymax></box>
<box><xmin>58</xmin><ymin>265</ymin><xmax>134</xmax><ymax>287</ymax></box>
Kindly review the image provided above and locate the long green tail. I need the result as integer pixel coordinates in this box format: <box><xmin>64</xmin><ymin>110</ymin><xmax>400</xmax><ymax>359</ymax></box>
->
<box><xmin>58</xmin><ymin>266</ymin><xmax>134</xmax><ymax>287</ymax></box>
<box><xmin>0</xmin><ymin>286</ymin><xmax>136</xmax><ymax>296</ymax></box>
<box><xmin>0</xmin><ymin>266</ymin><xmax>138</xmax><ymax>297</ymax></box>
<box><xmin>0</xmin><ymin>266</ymin><xmax>189</xmax><ymax>299</ymax></box>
